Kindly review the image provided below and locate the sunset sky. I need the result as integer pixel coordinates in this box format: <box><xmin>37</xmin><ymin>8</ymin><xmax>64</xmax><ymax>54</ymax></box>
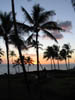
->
<box><xmin>0</xmin><ymin>0</ymin><xmax>75</xmax><ymax>64</ymax></box>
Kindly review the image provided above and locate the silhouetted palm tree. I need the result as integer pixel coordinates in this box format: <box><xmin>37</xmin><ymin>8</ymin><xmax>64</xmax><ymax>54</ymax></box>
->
<box><xmin>44</xmin><ymin>46</ymin><xmax>54</xmax><ymax>70</ymax></box>
<box><xmin>0</xmin><ymin>12</ymin><xmax>13</xmax><ymax>75</ymax></box>
<box><xmin>60</xmin><ymin>48</ymin><xmax>68</xmax><ymax>69</ymax></box>
<box><xmin>63</xmin><ymin>43</ymin><xmax>74</xmax><ymax>69</ymax></box>
<box><xmin>0</xmin><ymin>12</ymin><xmax>13</xmax><ymax>100</ymax></box>
<box><xmin>18</xmin><ymin>4</ymin><xmax>63</xmax><ymax>76</ymax></box>
<box><xmin>53</xmin><ymin>45</ymin><xmax>60</xmax><ymax>70</ymax></box>
<box><xmin>25</xmin><ymin>56</ymin><xmax>34</xmax><ymax>72</ymax></box>
<box><xmin>11</xmin><ymin>0</ymin><xmax>30</xmax><ymax>92</ymax></box>
<box><xmin>10</xmin><ymin>50</ymin><xmax>16</xmax><ymax>64</ymax></box>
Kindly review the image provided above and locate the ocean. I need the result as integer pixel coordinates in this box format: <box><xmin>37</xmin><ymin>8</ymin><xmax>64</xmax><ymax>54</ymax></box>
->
<box><xmin>0</xmin><ymin>64</ymin><xmax>75</xmax><ymax>75</ymax></box>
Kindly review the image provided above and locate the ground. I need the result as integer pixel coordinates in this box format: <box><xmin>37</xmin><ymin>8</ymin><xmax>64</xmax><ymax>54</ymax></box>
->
<box><xmin>0</xmin><ymin>70</ymin><xmax>75</xmax><ymax>100</ymax></box>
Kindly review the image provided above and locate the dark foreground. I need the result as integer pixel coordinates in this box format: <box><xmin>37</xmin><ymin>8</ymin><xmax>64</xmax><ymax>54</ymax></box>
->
<box><xmin>0</xmin><ymin>70</ymin><xmax>75</xmax><ymax>100</ymax></box>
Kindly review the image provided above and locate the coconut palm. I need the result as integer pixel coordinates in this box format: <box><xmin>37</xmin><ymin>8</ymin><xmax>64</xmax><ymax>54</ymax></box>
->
<box><xmin>52</xmin><ymin>45</ymin><xmax>60</xmax><ymax>70</ymax></box>
<box><xmin>0</xmin><ymin>12</ymin><xmax>13</xmax><ymax>76</ymax></box>
<box><xmin>60</xmin><ymin>48</ymin><xmax>68</xmax><ymax>69</ymax></box>
<box><xmin>25</xmin><ymin>56</ymin><xmax>34</xmax><ymax>72</ymax></box>
<box><xmin>63</xmin><ymin>43</ymin><xmax>74</xmax><ymax>69</ymax></box>
<box><xmin>0</xmin><ymin>12</ymin><xmax>13</xmax><ymax>100</ymax></box>
<box><xmin>11</xmin><ymin>0</ymin><xmax>30</xmax><ymax>92</ymax></box>
<box><xmin>18</xmin><ymin>4</ymin><xmax>63</xmax><ymax>76</ymax></box>
<box><xmin>10</xmin><ymin>50</ymin><xmax>16</xmax><ymax>64</ymax></box>
<box><xmin>44</xmin><ymin>46</ymin><xmax>55</xmax><ymax>70</ymax></box>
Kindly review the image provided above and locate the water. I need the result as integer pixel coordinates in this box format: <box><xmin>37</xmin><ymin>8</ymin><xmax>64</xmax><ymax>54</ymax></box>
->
<box><xmin>0</xmin><ymin>64</ymin><xmax>75</xmax><ymax>75</ymax></box>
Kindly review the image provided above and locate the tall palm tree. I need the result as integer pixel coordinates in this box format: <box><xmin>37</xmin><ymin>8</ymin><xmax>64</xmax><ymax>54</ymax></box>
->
<box><xmin>0</xmin><ymin>12</ymin><xmax>13</xmax><ymax>100</ymax></box>
<box><xmin>0</xmin><ymin>12</ymin><xmax>13</xmax><ymax>76</ymax></box>
<box><xmin>11</xmin><ymin>0</ymin><xmax>30</xmax><ymax>92</ymax></box>
<box><xmin>10</xmin><ymin>50</ymin><xmax>16</xmax><ymax>64</ymax></box>
<box><xmin>18</xmin><ymin>4</ymin><xmax>63</xmax><ymax>76</ymax></box>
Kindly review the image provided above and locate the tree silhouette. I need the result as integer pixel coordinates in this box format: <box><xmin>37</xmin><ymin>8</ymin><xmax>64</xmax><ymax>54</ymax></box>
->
<box><xmin>0</xmin><ymin>48</ymin><xmax>4</xmax><ymax>64</ymax></box>
<box><xmin>60</xmin><ymin>48</ymin><xmax>68</xmax><ymax>69</ymax></box>
<box><xmin>18</xmin><ymin>4</ymin><xmax>63</xmax><ymax>76</ymax></box>
<box><xmin>52</xmin><ymin>45</ymin><xmax>60</xmax><ymax>70</ymax></box>
<box><xmin>10</xmin><ymin>50</ymin><xmax>16</xmax><ymax>64</ymax></box>
<box><xmin>0</xmin><ymin>11</ymin><xmax>13</xmax><ymax>100</ymax></box>
<box><xmin>63</xmin><ymin>43</ymin><xmax>74</xmax><ymax>69</ymax></box>
<box><xmin>11</xmin><ymin>0</ymin><xmax>30</xmax><ymax>92</ymax></box>
<box><xmin>0</xmin><ymin>11</ymin><xmax>13</xmax><ymax>73</ymax></box>
<box><xmin>44</xmin><ymin>46</ymin><xmax>56</xmax><ymax>70</ymax></box>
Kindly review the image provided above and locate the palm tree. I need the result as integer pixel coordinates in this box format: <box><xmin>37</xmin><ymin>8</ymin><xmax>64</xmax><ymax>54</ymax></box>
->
<box><xmin>11</xmin><ymin>0</ymin><xmax>30</xmax><ymax>92</ymax></box>
<box><xmin>63</xmin><ymin>43</ymin><xmax>74</xmax><ymax>69</ymax></box>
<box><xmin>43</xmin><ymin>46</ymin><xmax>55</xmax><ymax>70</ymax></box>
<box><xmin>0</xmin><ymin>12</ymin><xmax>13</xmax><ymax>100</ymax></box>
<box><xmin>60</xmin><ymin>48</ymin><xmax>68</xmax><ymax>69</ymax></box>
<box><xmin>10</xmin><ymin>50</ymin><xmax>16</xmax><ymax>64</ymax></box>
<box><xmin>18</xmin><ymin>4</ymin><xmax>63</xmax><ymax>76</ymax></box>
<box><xmin>0</xmin><ymin>12</ymin><xmax>13</xmax><ymax>76</ymax></box>
<box><xmin>25</xmin><ymin>56</ymin><xmax>34</xmax><ymax>72</ymax></box>
<box><xmin>52</xmin><ymin>45</ymin><xmax>60</xmax><ymax>70</ymax></box>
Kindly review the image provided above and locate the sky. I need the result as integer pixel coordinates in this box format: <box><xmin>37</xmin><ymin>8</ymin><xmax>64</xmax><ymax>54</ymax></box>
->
<box><xmin>0</xmin><ymin>0</ymin><xmax>75</xmax><ymax>64</ymax></box>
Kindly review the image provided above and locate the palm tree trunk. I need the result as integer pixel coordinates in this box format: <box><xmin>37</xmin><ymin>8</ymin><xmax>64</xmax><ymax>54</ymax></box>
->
<box><xmin>65</xmin><ymin>59</ymin><xmax>68</xmax><ymax>70</ymax></box>
<box><xmin>57</xmin><ymin>60</ymin><xmax>60</xmax><ymax>70</ymax></box>
<box><xmin>50</xmin><ymin>58</ymin><xmax>53</xmax><ymax>70</ymax></box>
<box><xmin>36</xmin><ymin>31</ymin><xmax>40</xmax><ymax>78</ymax></box>
<box><xmin>11</xmin><ymin>0</ymin><xmax>30</xmax><ymax>92</ymax></box>
<box><xmin>53</xmin><ymin>58</ymin><xmax>56</xmax><ymax>70</ymax></box>
<box><xmin>68</xmin><ymin>58</ymin><xmax>70</xmax><ymax>69</ymax></box>
<box><xmin>5</xmin><ymin>40</ymin><xmax>10</xmax><ymax>100</ymax></box>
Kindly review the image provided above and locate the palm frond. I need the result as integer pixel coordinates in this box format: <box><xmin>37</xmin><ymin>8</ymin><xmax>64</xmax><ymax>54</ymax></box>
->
<box><xmin>38</xmin><ymin>11</ymin><xmax>56</xmax><ymax>24</ymax></box>
<box><xmin>42</xmin><ymin>30</ymin><xmax>58</xmax><ymax>43</ymax></box>
<box><xmin>41</xmin><ymin>21</ymin><xmax>64</xmax><ymax>31</ymax></box>
<box><xmin>16</xmin><ymin>22</ymin><xmax>34</xmax><ymax>32</ymax></box>
<box><xmin>32</xmin><ymin>4</ymin><xmax>44</xmax><ymax>24</ymax></box>
<box><xmin>21</xmin><ymin>7</ymin><xmax>33</xmax><ymax>24</ymax></box>
<box><xmin>9</xmin><ymin>33</ymin><xmax>28</xmax><ymax>50</ymax></box>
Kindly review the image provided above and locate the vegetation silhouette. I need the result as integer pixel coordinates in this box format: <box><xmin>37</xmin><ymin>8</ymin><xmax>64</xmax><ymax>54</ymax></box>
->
<box><xmin>17</xmin><ymin>4</ymin><xmax>64</xmax><ymax>78</ymax></box>
<box><xmin>44</xmin><ymin>43</ymin><xmax>74</xmax><ymax>70</ymax></box>
<box><xmin>0</xmin><ymin>48</ymin><xmax>4</xmax><ymax>64</ymax></box>
<box><xmin>10</xmin><ymin>50</ymin><xmax>16</xmax><ymax>64</ymax></box>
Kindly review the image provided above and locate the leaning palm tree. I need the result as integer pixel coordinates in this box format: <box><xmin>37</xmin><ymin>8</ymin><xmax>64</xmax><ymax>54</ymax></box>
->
<box><xmin>11</xmin><ymin>0</ymin><xmax>30</xmax><ymax>92</ymax></box>
<box><xmin>10</xmin><ymin>50</ymin><xmax>16</xmax><ymax>64</ymax></box>
<box><xmin>18</xmin><ymin>4</ymin><xmax>63</xmax><ymax>76</ymax></box>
